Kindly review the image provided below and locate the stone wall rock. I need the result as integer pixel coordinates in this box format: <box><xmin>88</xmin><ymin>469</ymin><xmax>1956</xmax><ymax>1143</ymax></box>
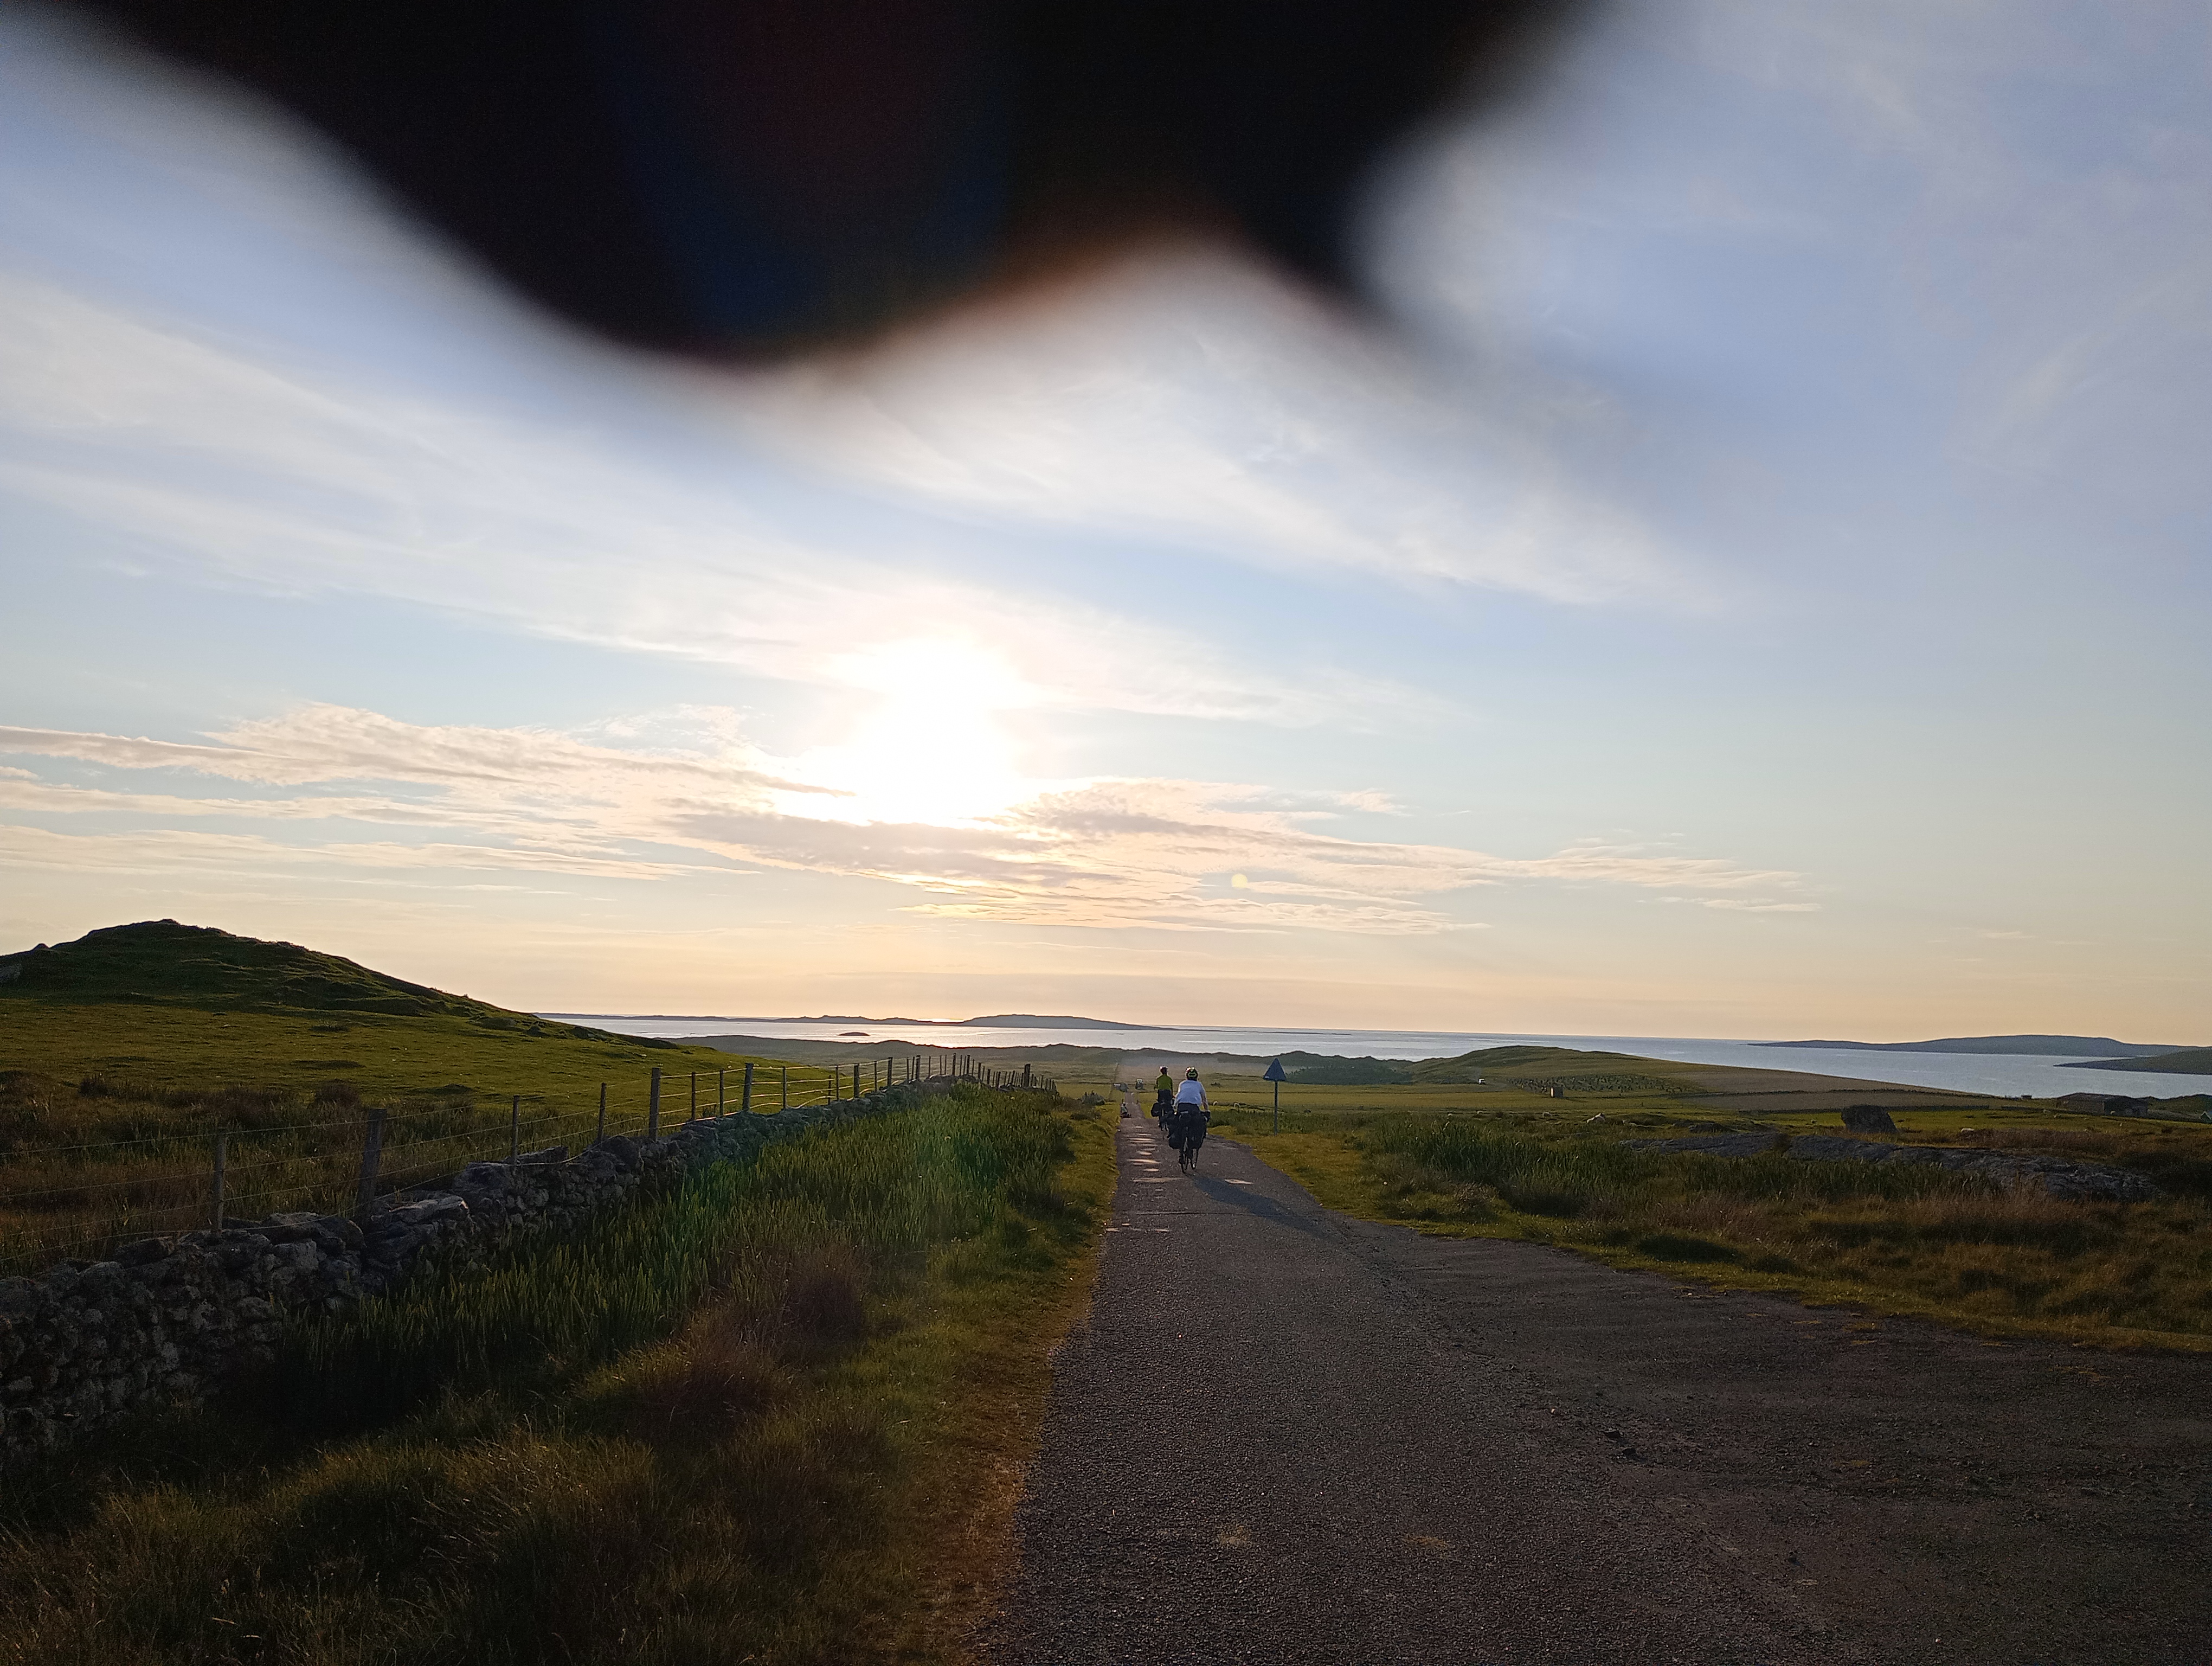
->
<box><xmin>1622</xmin><ymin>1131</ymin><xmax>2162</xmax><ymax>1203</ymax></box>
<box><xmin>1839</xmin><ymin>1104</ymin><xmax>1900</xmax><ymax>1134</ymax></box>
<box><xmin>0</xmin><ymin>1082</ymin><xmax>951</xmax><ymax>1471</ymax></box>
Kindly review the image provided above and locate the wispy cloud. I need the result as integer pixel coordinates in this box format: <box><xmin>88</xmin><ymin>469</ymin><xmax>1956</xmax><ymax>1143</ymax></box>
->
<box><xmin>729</xmin><ymin>254</ymin><xmax>1700</xmax><ymax>607</ymax></box>
<box><xmin>0</xmin><ymin>823</ymin><xmax>718</xmax><ymax>883</ymax></box>
<box><xmin>0</xmin><ymin>272</ymin><xmax>1412</xmax><ymax>727</ymax></box>
<box><xmin>1</xmin><ymin>707</ymin><xmax>1811</xmax><ymax>935</ymax></box>
<box><xmin>1674</xmin><ymin>898</ymin><xmax>1822</xmax><ymax>914</ymax></box>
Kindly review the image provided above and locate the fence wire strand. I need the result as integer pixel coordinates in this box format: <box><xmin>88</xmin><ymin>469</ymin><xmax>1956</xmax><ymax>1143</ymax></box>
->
<box><xmin>3</xmin><ymin>1055</ymin><xmax>1026</xmax><ymax>1271</ymax></box>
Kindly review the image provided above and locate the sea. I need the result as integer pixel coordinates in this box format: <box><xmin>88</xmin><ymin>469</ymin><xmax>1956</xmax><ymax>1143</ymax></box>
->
<box><xmin>538</xmin><ymin>1016</ymin><xmax>2209</xmax><ymax>1103</ymax></box>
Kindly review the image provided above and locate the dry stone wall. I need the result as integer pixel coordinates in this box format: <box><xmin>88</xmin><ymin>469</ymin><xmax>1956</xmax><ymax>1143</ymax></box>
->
<box><xmin>0</xmin><ymin>1088</ymin><xmax>913</xmax><ymax>1471</ymax></box>
<box><xmin>1622</xmin><ymin>1130</ymin><xmax>2162</xmax><ymax>1202</ymax></box>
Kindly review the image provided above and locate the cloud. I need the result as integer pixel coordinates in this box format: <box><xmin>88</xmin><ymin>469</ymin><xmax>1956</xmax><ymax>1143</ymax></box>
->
<box><xmin>0</xmin><ymin>823</ymin><xmax>719</xmax><ymax>883</ymax></box>
<box><xmin>0</xmin><ymin>0</ymin><xmax>1709</xmax><ymax>672</ymax></box>
<box><xmin>0</xmin><ymin>272</ymin><xmax>1403</xmax><ymax>727</ymax></box>
<box><xmin>1660</xmin><ymin>895</ymin><xmax>1822</xmax><ymax>914</ymax></box>
<box><xmin>727</xmin><ymin>254</ymin><xmax>1700</xmax><ymax>607</ymax></box>
<box><xmin>1</xmin><ymin>706</ymin><xmax>1812</xmax><ymax>935</ymax></box>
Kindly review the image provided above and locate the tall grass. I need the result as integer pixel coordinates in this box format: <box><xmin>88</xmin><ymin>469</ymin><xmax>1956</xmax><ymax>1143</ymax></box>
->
<box><xmin>0</xmin><ymin>1085</ymin><xmax>1102</xmax><ymax>1666</ymax></box>
<box><xmin>279</xmin><ymin>1085</ymin><xmax>1071</xmax><ymax>1427</ymax></box>
<box><xmin>1341</xmin><ymin>1114</ymin><xmax>2212</xmax><ymax>1341</ymax></box>
<box><xmin>0</xmin><ymin>1067</ymin><xmax>663</xmax><ymax>1270</ymax></box>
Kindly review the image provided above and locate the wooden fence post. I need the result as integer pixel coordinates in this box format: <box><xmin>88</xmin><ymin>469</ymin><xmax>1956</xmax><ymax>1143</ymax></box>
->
<box><xmin>356</xmin><ymin>1106</ymin><xmax>385</xmax><ymax>1218</ymax></box>
<box><xmin>718</xmin><ymin>1067</ymin><xmax>726</xmax><ymax>1116</ymax></box>
<box><xmin>510</xmin><ymin>1094</ymin><xmax>520</xmax><ymax>1158</ymax></box>
<box><xmin>596</xmin><ymin>1082</ymin><xmax>607</xmax><ymax>1143</ymax></box>
<box><xmin>742</xmin><ymin>1060</ymin><xmax>755</xmax><ymax>1114</ymax></box>
<box><xmin>210</xmin><ymin>1131</ymin><xmax>227</xmax><ymax>1230</ymax></box>
<box><xmin>689</xmin><ymin>1072</ymin><xmax>698</xmax><ymax>1122</ymax></box>
<box><xmin>648</xmin><ymin>1067</ymin><xmax>662</xmax><ymax>1140</ymax></box>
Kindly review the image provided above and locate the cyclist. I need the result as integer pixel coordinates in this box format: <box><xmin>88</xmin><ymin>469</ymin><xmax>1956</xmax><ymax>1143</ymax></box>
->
<box><xmin>1153</xmin><ymin>1066</ymin><xmax>1175</xmax><ymax>1127</ymax></box>
<box><xmin>1173</xmin><ymin>1068</ymin><xmax>1210</xmax><ymax>1172</ymax></box>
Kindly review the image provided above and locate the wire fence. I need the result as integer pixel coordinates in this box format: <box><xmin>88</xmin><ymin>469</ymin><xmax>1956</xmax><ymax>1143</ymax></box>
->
<box><xmin>0</xmin><ymin>1048</ymin><xmax>1044</xmax><ymax>1275</ymax></box>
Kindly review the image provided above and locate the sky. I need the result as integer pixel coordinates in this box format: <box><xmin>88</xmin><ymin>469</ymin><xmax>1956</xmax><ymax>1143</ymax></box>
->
<box><xmin>2</xmin><ymin>1</ymin><xmax>2206</xmax><ymax>1040</ymax></box>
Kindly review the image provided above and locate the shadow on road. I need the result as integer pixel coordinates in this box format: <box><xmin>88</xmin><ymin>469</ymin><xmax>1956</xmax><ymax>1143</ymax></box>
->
<box><xmin>1186</xmin><ymin>1168</ymin><xmax>1332</xmax><ymax>1241</ymax></box>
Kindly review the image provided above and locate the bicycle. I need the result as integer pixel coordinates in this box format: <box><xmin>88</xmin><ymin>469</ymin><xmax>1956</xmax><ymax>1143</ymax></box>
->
<box><xmin>1178</xmin><ymin>1113</ymin><xmax>1207</xmax><ymax>1173</ymax></box>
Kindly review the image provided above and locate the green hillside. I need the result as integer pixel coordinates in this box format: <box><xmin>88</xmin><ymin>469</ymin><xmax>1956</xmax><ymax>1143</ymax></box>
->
<box><xmin>0</xmin><ymin>924</ymin><xmax>843</xmax><ymax>1269</ymax></box>
<box><xmin>0</xmin><ymin>919</ymin><xmax>653</xmax><ymax>1046</ymax></box>
<box><xmin>1274</xmin><ymin>1045</ymin><xmax>1658</xmax><ymax>1086</ymax></box>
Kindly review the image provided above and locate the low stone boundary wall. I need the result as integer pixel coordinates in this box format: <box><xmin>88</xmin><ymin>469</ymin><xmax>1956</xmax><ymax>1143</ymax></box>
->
<box><xmin>0</xmin><ymin>1085</ymin><xmax>933</xmax><ymax>1471</ymax></box>
<box><xmin>1622</xmin><ymin>1130</ymin><xmax>2161</xmax><ymax>1202</ymax></box>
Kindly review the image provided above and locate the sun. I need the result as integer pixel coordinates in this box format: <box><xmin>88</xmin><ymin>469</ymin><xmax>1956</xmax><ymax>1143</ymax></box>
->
<box><xmin>785</xmin><ymin>638</ymin><xmax>1034</xmax><ymax>825</ymax></box>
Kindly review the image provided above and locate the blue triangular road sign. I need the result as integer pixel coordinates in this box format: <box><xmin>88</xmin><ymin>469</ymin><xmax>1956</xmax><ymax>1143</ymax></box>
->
<box><xmin>1263</xmin><ymin>1058</ymin><xmax>1287</xmax><ymax>1082</ymax></box>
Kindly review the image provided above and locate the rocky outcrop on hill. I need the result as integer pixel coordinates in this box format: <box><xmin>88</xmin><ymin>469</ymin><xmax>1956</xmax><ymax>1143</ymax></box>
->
<box><xmin>1622</xmin><ymin>1131</ymin><xmax>2160</xmax><ymax>1203</ymax></box>
<box><xmin>0</xmin><ymin>1090</ymin><xmax>914</xmax><ymax>1471</ymax></box>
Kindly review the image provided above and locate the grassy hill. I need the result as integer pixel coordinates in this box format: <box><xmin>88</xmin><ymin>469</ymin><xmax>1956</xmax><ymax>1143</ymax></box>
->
<box><xmin>0</xmin><ymin>922</ymin><xmax>842</xmax><ymax>1268</ymax></box>
<box><xmin>0</xmin><ymin>919</ymin><xmax>647</xmax><ymax>1042</ymax></box>
<box><xmin>1266</xmin><ymin>1045</ymin><xmax>1662</xmax><ymax>1087</ymax></box>
<box><xmin>0</xmin><ymin>919</ymin><xmax>787</xmax><ymax>1110</ymax></box>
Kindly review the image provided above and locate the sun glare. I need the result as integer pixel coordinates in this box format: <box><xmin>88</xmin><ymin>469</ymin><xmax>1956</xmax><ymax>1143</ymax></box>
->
<box><xmin>787</xmin><ymin>639</ymin><xmax>1036</xmax><ymax>826</ymax></box>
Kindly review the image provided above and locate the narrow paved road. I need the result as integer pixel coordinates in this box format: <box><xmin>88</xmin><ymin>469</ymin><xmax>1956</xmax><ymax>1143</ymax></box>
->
<box><xmin>984</xmin><ymin>1113</ymin><xmax>2212</xmax><ymax>1665</ymax></box>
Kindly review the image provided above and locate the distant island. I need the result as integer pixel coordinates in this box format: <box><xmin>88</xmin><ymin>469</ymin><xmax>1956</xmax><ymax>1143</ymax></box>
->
<box><xmin>1759</xmin><ymin>1034</ymin><xmax>2192</xmax><ymax>1059</ymax></box>
<box><xmin>544</xmin><ymin>1010</ymin><xmax>1154</xmax><ymax>1030</ymax></box>
<box><xmin>957</xmin><ymin>1014</ymin><xmax>1150</xmax><ymax>1030</ymax></box>
<box><xmin>2057</xmin><ymin>1048</ymin><xmax>2212</xmax><ymax>1078</ymax></box>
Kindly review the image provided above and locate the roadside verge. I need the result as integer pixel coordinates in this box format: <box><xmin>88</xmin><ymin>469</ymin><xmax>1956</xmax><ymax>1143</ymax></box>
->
<box><xmin>0</xmin><ymin>1087</ymin><xmax>1115</xmax><ymax>1666</ymax></box>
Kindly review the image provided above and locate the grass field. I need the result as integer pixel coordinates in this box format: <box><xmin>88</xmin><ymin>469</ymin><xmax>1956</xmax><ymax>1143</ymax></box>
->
<box><xmin>1075</xmin><ymin>1050</ymin><xmax>2212</xmax><ymax>1351</ymax></box>
<box><xmin>0</xmin><ymin>1001</ymin><xmax>876</xmax><ymax>1270</ymax></box>
<box><xmin>1</xmin><ymin>1082</ymin><xmax>1113</xmax><ymax>1665</ymax></box>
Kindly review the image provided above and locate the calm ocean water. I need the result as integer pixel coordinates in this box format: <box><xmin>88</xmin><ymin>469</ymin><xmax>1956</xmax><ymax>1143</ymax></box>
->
<box><xmin>541</xmin><ymin>1016</ymin><xmax>2209</xmax><ymax>1103</ymax></box>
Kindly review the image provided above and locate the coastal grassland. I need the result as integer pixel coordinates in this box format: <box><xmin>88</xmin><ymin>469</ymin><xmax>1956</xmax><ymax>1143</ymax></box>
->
<box><xmin>0</xmin><ymin>1003</ymin><xmax>848</xmax><ymax>1267</ymax></box>
<box><xmin>0</xmin><ymin>995</ymin><xmax>811</xmax><ymax>1103</ymax></box>
<box><xmin>0</xmin><ymin>1084</ymin><xmax>1113</xmax><ymax>1666</ymax></box>
<box><xmin>1063</xmin><ymin>1043</ymin><xmax>2029</xmax><ymax>1123</ymax></box>
<box><xmin>1204</xmin><ymin>1096</ymin><xmax>2212</xmax><ymax>1351</ymax></box>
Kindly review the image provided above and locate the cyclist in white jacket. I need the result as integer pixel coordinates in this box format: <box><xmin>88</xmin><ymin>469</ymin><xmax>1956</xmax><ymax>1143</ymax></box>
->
<box><xmin>1172</xmin><ymin>1069</ymin><xmax>1210</xmax><ymax>1172</ymax></box>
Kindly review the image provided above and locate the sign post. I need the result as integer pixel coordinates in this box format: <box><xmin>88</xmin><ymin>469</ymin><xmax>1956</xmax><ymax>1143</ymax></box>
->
<box><xmin>1263</xmin><ymin>1058</ymin><xmax>1287</xmax><ymax>1134</ymax></box>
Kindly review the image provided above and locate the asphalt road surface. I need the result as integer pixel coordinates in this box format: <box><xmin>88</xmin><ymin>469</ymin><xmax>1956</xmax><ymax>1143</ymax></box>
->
<box><xmin>983</xmin><ymin>1112</ymin><xmax>2212</xmax><ymax>1665</ymax></box>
